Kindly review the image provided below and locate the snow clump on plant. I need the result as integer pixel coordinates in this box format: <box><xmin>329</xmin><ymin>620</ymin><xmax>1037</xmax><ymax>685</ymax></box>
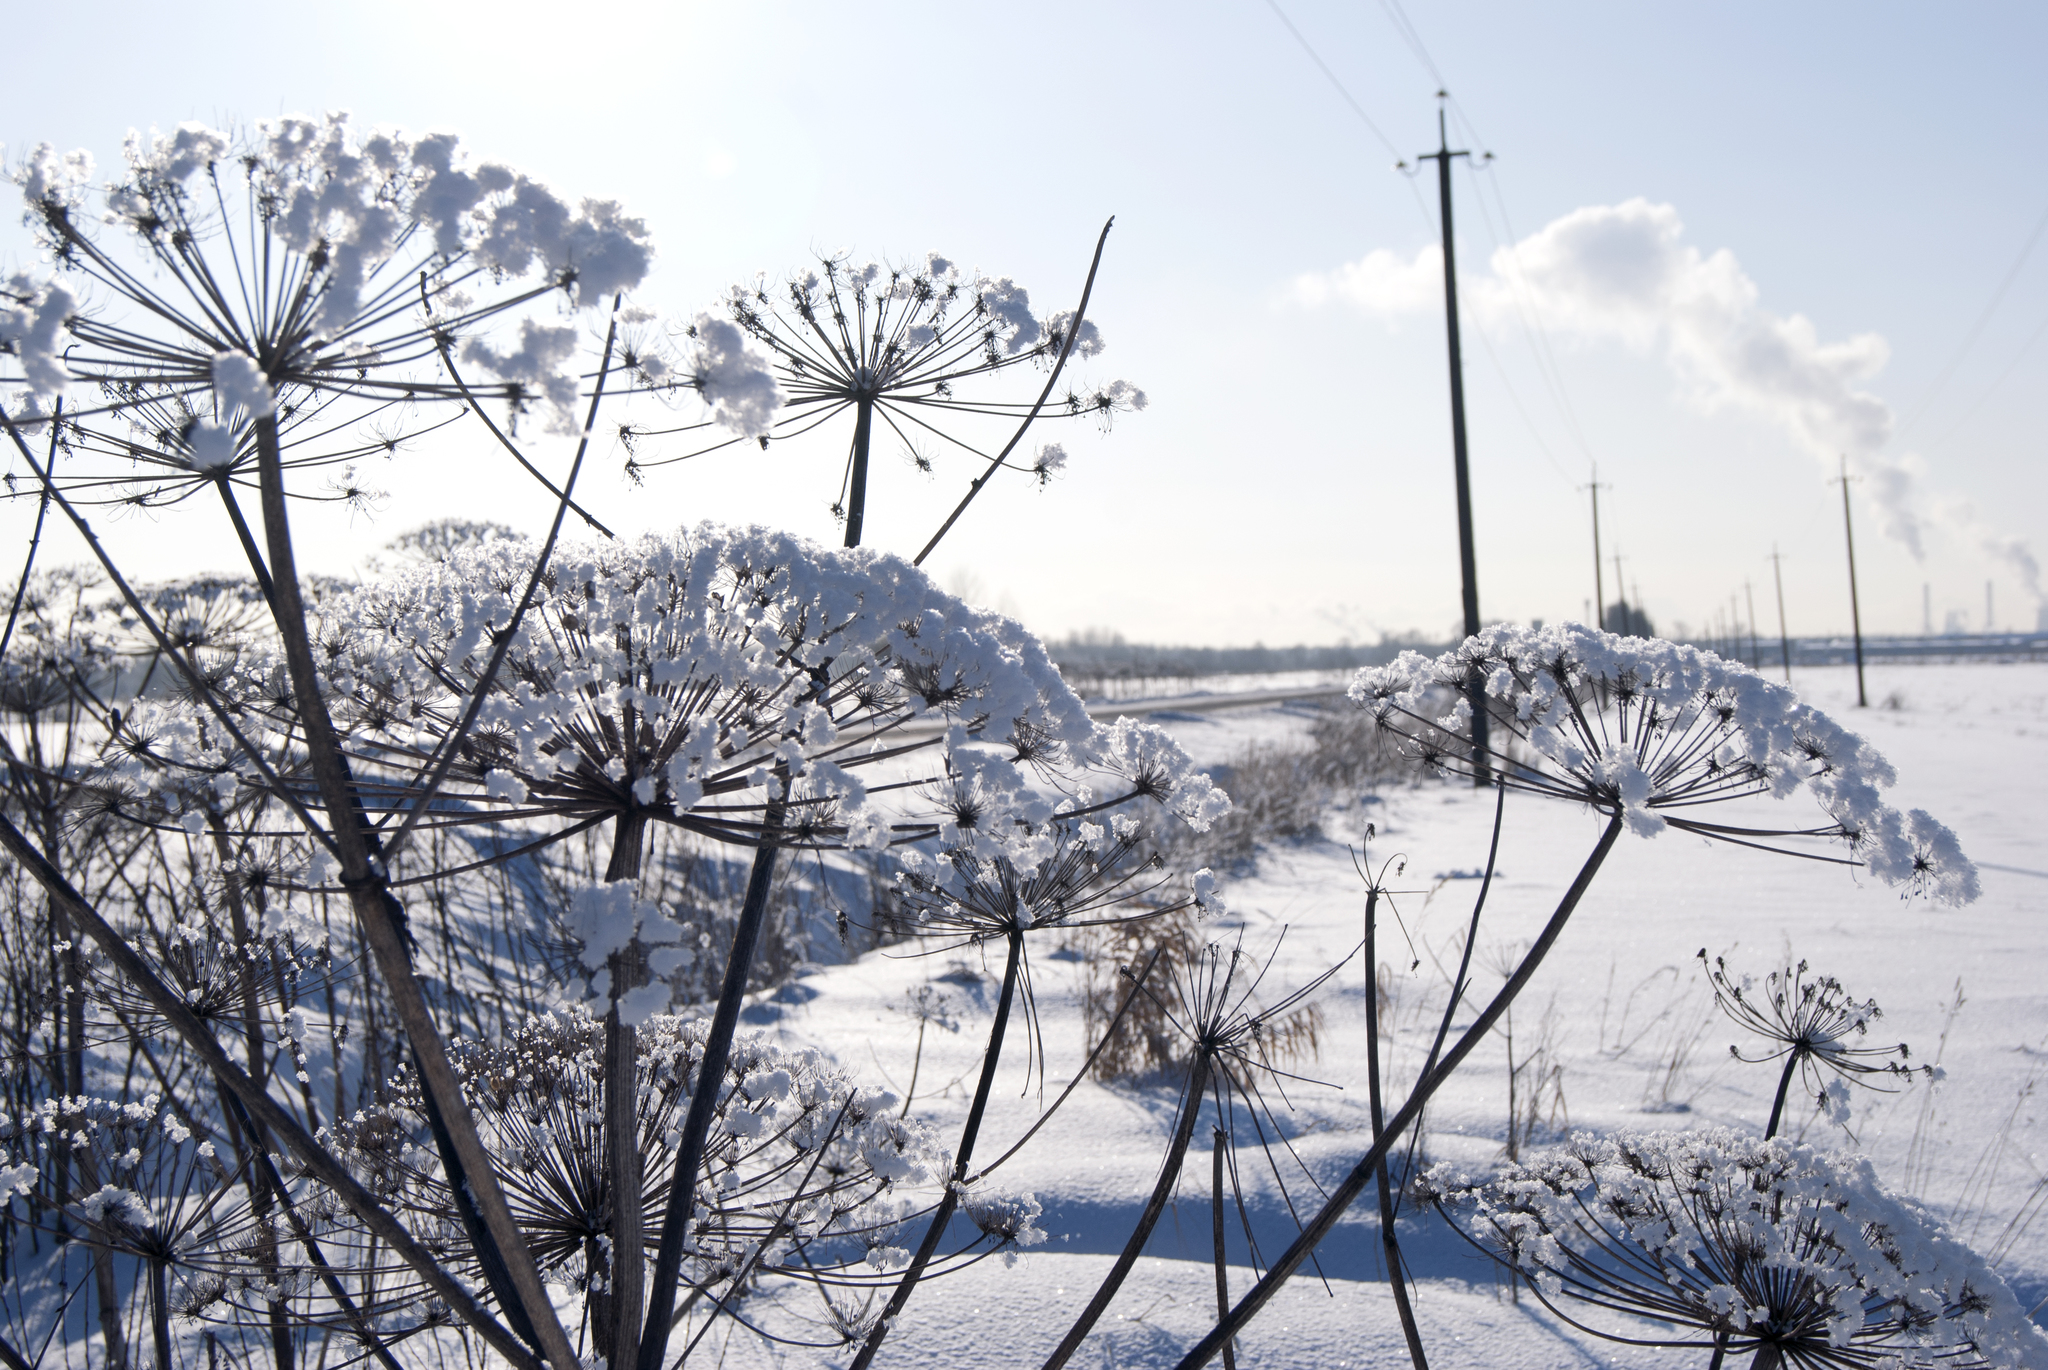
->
<box><xmin>1350</xmin><ymin>623</ymin><xmax>1978</xmax><ymax>903</ymax></box>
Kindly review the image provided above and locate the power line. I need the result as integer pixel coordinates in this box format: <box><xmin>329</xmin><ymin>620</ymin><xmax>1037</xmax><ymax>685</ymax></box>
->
<box><xmin>1461</xmin><ymin>298</ymin><xmax>1578</xmax><ymax>482</ymax></box>
<box><xmin>1453</xmin><ymin>156</ymin><xmax>1593</xmax><ymax>477</ymax></box>
<box><xmin>1258</xmin><ymin>0</ymin><xmax>1438</xmax><ymax>233</ymax></box>
<box><xmin>1377</xmin><ymin>0</ymin><xmax>1446</xmax><ymax>90</ymax></box>
<box><xmin>1462</xmin><ymin>158</ymin><xmax>1599</xmax><ymax>463</ymax></box>
<box><xmin>1367</xmin><ymin>1</ymin><xmax>1605</xmax><ymax>482</ymax></box>
<box><xmin>1926</xmin><ymin>299</ymin><xmax>2048</xmax><ymax>449</ymax></box>
<box><xmin>1260</xmin><ymin>0</ymin><xmax>1406</xmax><ymax>164</ymax></box>
<box><xmin>1901</xmin><ymin>197</ymin><xmax>2048</xmax><ymax>434</ymax></box>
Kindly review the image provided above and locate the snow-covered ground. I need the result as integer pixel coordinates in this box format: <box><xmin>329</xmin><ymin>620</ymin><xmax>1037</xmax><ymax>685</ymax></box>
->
<box><xmin>721</xmin><ymin>661</ymin><xmax>2048</xmax><ymax>1368</ymax></box>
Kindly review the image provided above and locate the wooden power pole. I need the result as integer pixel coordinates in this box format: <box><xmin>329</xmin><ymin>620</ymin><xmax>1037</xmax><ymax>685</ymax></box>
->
<box><xmin>1419</xmin><ymin>101</ymin><xmax>1489</xmax><ymax>784</ymax></box>
<box><xmin>1769</xmin><ymin>546</ymin><xmax>1792</xmax><ymax>681</ymax></box>
<box><xmin>1833</xmin><ymin>456</ymin><xmax>1867</xmax><ymax>707</ymax></box>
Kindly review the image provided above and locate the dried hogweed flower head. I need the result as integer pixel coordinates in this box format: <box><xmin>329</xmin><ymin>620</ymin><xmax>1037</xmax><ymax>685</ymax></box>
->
<box><xmin>113</xmin><ymin>523</ymin><xmax>1223</xmax><ymax>880</ymax></box>
<box><xmin>1349</xmin><ymin>624</ymin><xmax>1979</xmax><ymax>904</ymax></box>
<box><xmin>620</xmin><ymin>247</ymin><xmax>1145</xmax><ymax>540</ymax></box>
<box><xmin>323</xmin><ymin>1011</ymin><xmax>943</xmax><ymax>1316</ymax></box>
<box><xmin>1424</xmin><ymin>1128</ymin><xmax>2046</xmax><ymax>1369</ymax></box>
<box><xmin>2</xmin><ymin>114</ymin><xmax>772</xmax><ymax>519</ymax></box>
<box><xmin>1702</xmin><ymin>952</ymin><xmax>1937</xmax><ymax>1137</ymax></box>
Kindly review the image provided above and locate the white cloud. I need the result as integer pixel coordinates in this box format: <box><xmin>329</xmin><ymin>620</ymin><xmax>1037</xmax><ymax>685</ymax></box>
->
<box><xmin>1292</xmin><ymin>244</ymin><xmax>1441</xmax><ymax>315</ymax></box>
<box><xmin>1301</xmin><ymin>198</ymin><xmax>2039</xmax><ymax>593</ymax></box>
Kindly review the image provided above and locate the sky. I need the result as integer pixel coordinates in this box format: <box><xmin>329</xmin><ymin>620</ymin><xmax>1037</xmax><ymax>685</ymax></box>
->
<box><xmin>4</xmin><ymin>1</ymin><xmax>2047</xmax><ymax>647</ymax></box>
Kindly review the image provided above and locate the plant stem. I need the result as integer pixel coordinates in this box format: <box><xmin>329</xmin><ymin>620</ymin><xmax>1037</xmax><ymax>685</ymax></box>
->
<box><xmin>222</xmin><ymin>1092</ymin><xmax>408</xmax><ymax>1370</ymax></box>
<box><xmin>607</xmin><ymin>1006</ymin><xmax>644</xmax><ymax>1370</ymax></box>
<box><xmin>902</xmin><ymin>1016</ymin><xmax>927</xmax><ymax>1118</ymax></box>
<box><xmin>1765</xmin><ymin>1051</ymin><xmax>1801</xmax><ymax>1140</ymax></box>
<box><xmin>0</xmin><ymin>810</ymin><xmax>543</xmax><ymax>1370</ymax></box>
<box><xmin>1171</xmin><ymin>814</ymin><xmax>1624</xmax><ymax>1370</ymax></box>
<box><xmin>1212</xmin><ymin>1128</ymin><xmax>1235</xmax><ymax>1370</ymax></box>
<box><xmin>1365</xmin><ymin>887</ymin><xmax>1429</xmax><ymax>1370</ymax></box>
<box><xmin>913</xmin><ymin>218</ymin><xmax>1115</xmax><ymax>567</ymax></box>
<box><xmin>848</xmin><ymin>930</ymin><xmax>1026</xmax><ymax>1370</ymax></box>
<box><xmin>636</xmin><ymin>803</ymin><xmax>785</xmax><ymax>1370</ymax></box>
<box><xmin>214</xmin><ymin>475</ymin><xmax>275</xmax><ymax>608</ymax></box>
<box><xmin>251</xmin><ymin>411</ymin><xmax>578</xmax><ymax>1370</ymax></box>
<box><xmin>92</xmin><ymin>1239</ymin><xmax>127</xmax><ymax>1370</ymax></box>
<box><xmin>845</xmin><ymin>395</ymin><xmax>874</xmax><ymax>548</ymax></box>
<box><xmin>0</xmin><ymin>399</ymin><xmax>58</xmax><ymax>663</ymax></box>
<box><xmin>599</xmin><ymin>802</ymin><xmax>647</xmax><ymax>1364</ymax></box>
<box><xmin>1041</xmin><ymin>1051</ymin><xmax>1215</xmax><ymax>1369</ymax></box>
<box><xmin>149</xmin><ymin>1256</ymin><xmax>170</xmax><ymax>1370</ymax></box>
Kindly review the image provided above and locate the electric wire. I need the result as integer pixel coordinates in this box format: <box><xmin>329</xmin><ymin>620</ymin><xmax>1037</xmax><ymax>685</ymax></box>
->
<box><xmin>1369</xmin><ymin>0</ymin><xmax>1603</xmax><ymax>485</ymax></box>
<box><xmin>1927</xmin><ymin>304</ymin><xmax>2048</xmax><ymax>450</ymax></box>
<box><xmin>1377</xmin><ymin>0</ymin><xmax>1447</xmax><ymax>91</ymax></box>
<box><xmin>1257</xmin><ymin>0</ymin><xmax>1439</xmax><ymax>233</ymax></box>
<box><xmin>1901</xmin><ymin>197</ymin><xmax>2048</xmax><ymax>435</ymax></box>
<box><xmin>1260</xmin><ymin>0</ymin><xmax>1405</xmax><ymax>162</ymax></box>
<box><xmin>1451</xmin><ymin>158</ymin><xmax>1581</xmax><ymax>483</ymax></box>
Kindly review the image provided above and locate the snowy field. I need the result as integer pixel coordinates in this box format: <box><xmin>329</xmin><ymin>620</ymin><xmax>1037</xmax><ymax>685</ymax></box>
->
<box><xmin>712</xmin><ymin>661</ymin><xmax>2048</xmax><ymax>1369</ymax></box>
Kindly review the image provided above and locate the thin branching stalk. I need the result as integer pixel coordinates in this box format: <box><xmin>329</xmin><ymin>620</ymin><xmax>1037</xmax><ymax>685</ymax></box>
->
<box><xmin>1171</xmin><ymin>814</ymin><xmax>1624</xmax><ymax>1370</ymax></box>
<box><xmin>844</xmin><ymin>396</ymin><xmax>876</xmax><ymax>548</ymax></box>
<box><xmin>1765</xmin><ymin>1054</ymin><xmax>1801</xmax><ymax>1140</ymax></box>
<box><xmin>0</xmin><ymin>399</ymin><xmax>59</xmax><ymax>662</ymax></box>
<box><xmin>912</xmin><ymin>218</ymin><xmax>1114</xmax><ymax>567</ymax></box>
<box><xmin>1041</xmin><ymin>1051</ymin><xmax>1214</xmax><ymax>1369</ymax></box>
<box><xmin>846</xmin><ymin>928</ymin><xmax>1026</xmax><ymax>1370</ymax></box>
<box><xmin>1211</xmin><ymin>1128</ymin><xmax>1235</xmax><ymax>1370</ymax></box>
<box><xmin>220</xmin><ymin>1093</ymin><xmax>407</xmax><ymax>1370</ymax></box>
<box><xmin>636</xmin><ymin>801</ymin><xmax>787</xmax><ymax>1370</ymax></box>
<box><xmin>250</xmin><ymin>395</ymin><xmax>578</xmax><ymax>1369</ymax></box>
<box><xmin>1364</xmin><ymin>882</ymin><xmax>1428</xmax><ymax>1370</ymax></box>
<box><xmin>0</xmin><ymin>808</ymin><xmax>544</xmax><ymax>1370</ymax></box>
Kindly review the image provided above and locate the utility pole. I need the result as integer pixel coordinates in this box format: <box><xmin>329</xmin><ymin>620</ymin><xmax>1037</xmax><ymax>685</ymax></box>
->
<box><xmin>1583</xmin><ymin>464</ymin><xmax>1609</xmax><ymax>631</ymax></box>
<box><xmin>1744</xmin><ymin>581</ymin><xmax>1759</xmax><ymax>669</ymax></box>
<box><xmin>1833</xmin><ymin>456</ymin><xmax>1867</xmax><ymax>707</ymax></box>
<box><xmin>1419</xmin><ymin>99</ymin><xmax>1488</xmax><ymax>784</ymax></box>
<box><xmin>1611</xmin><ymin>552</ymin><xmax>1628</xmax><ymax>634</ymax></box>
<box><xmin>1769</xmin><ymin>546</ymin><xmax>1792</xmax><ymax>682</ymax></box>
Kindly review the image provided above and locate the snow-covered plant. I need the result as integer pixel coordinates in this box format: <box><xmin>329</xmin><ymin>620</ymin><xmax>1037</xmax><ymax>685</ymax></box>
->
<box><xmin>844</xmin><ymin>799</ymin><xmax>1228</xmax><ymax>1367</ymax></box>
<box><xmin>74</xmin><ymin>511</ymin><xmax>1231</xmax><ymax>1370</ymax></box>
<box><xmin>0</xmin><ymin>1093</ymin><xmax>281</xmax><ymax>1370</ymax></box>
<box><xmin>113</xmin><ymin>577</ymin><xmax>273</xmax><ymax>683</ymax></box>
<box><xmin>323</xmin><ymin>1010</ymin><xmax>946</xmax><ymax>1362</ymax></box>
<box><xmin>1</xmin><ymin>113</ymin><xmax>674</xmax><ymax>503</ymax></box>
<box><xmin>626</xmin><ymin>239</ymin><xmax>1144</xmax><ymax>552</ymax></box>
<box><xmin>1421</xmin><ymin>1129</ymin><xmax>2046</xmax><ymax>1369</ymax></box>
<box><xmin>1040</xmin><ymin>928</ymin><xmax>1348</xmax><ymax>1370</ymax></box>
<box><xmin>1177</xmin><ymin>630</ymin><xmax>1985</xmax><ymax>1368</ymax></box>
<box><xmin>233</xmin><ymin>523</ymin><xmax>1106</xmax><ymax>870</ymax></box>
<box><xmin>0</xmin><ymin>568</ymin><xmax>116</xmax><ymax>716</ymax></box>
<box><xmin>78</xmin><ymin>888</ymin><xmax>331</xmax><ymax>1032</ymax></box>
<box><xmin>0</xmin><ymin>112</ymin><xmax>788</xmax><ymax>1370</ymax></box>
<box><xmin>1702</xmin><ymin>952</ymin><xmax>1937</xmax><ymax>1139</ymax></box>
<box><xmin>1349</xmin><ymin>624</ymin><xmax>1979</xmax><ymax>902</ymax></box>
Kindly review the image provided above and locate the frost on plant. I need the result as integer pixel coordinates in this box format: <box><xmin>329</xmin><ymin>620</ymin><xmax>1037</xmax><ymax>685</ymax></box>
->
<box><xmin>617</xmin><ymin>247</ymin><xmax>1145</xmax><ymax>541</ymax></box>
<box><xmin>1703</xmin><ymin>952</ymin><xmax>1938</xmax><ymax>1137</ymax></box>
<box><xmin>105</xmin><ymin>523</ymin><xmax>1223</xmax><ymax>888</ymax></box>
<box><xmin>323</xmin><ymin>1011</ymin><xmax>945</xmax><ymax>1319</ymax></box>
<box><xmin>1423</xmin><ymin>1129</ymin><xmax>2046</xmax><ymax>1368</ymax></box>
<box><xmin>1</xmin><ymin>113</ymin><xmax>770</xmax><ymax>513</ymax></box>
<box><xmin>1350</xmin><ymin>623</ymin><xmax>1979</xmax><ymax>902</ymax></box>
